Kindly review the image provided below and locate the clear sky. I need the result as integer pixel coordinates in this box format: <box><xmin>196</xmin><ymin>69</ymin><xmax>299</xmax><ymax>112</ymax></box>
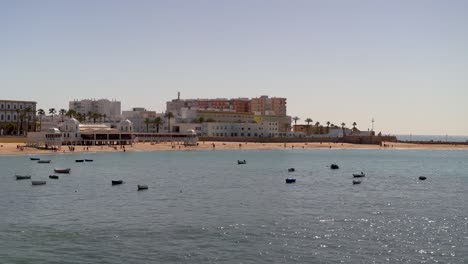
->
<box><xmin>1</xmin><ymin>0</ymin><xmax>467</xmax><ymax>135</ymax></box>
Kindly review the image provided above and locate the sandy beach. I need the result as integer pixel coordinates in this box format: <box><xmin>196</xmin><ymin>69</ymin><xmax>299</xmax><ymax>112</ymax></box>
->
<box><xmin>1</xmin><ymin>141</ymin><xmax>467</xmax><ymax>156</ymax></box>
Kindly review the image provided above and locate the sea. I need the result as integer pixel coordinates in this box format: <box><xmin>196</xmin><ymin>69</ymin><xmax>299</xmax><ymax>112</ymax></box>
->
<box><xmin>0</xmin><ymin>149</ymin><xmax>467</xmax><ymax>263</ymax></box>
<box><xmin>396</xmin><ymin>135</ymin><xmax>468</xmax><ymax>143</ymax></box>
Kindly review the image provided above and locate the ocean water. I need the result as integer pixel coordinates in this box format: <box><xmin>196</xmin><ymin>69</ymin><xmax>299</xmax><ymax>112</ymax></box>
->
<box><xmin>0</xmin><ymin>149</ymin><xmax>467</xmax><ymax>263</ymax></box>
<box><xmin>396</xmin><ymin>134</ymin><xmax>468</xmax><ymax>142</ymax></box>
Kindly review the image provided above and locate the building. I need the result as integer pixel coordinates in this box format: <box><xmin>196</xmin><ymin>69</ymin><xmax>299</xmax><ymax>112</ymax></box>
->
<box><xmin>122</xmin><ymin>108</ymin><xmax>162</xmax><ymax>133</ymax></box>
<box><xmin>69</xmin><ymin>99</ymin><xmax>121</xmax><ymax>119</ymax></box>
<box><xmin>201</xmin><ymin>122</ymin><xmax>279</xmax><ymax>138</ymax></box>
<box><xmin>251</xmin><ymin>96</ymin><xmax>287</xmax><ymax>116</ymax></box>
<box><xmin>0</xmin><ymin>99</ymin><xmax>37</xmax><ymax>135</ymax></box>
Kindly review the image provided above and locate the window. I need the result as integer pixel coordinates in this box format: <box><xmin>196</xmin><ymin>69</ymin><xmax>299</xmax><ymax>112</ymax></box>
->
<box><xmin>13</xmin><ymin>105</ymin><xmax>16</xmax><ymax>109</ymax></box>
<box><xmin>7</xmin><ymin>115</ymin><xmax>10</xmax><ymax>120</ymax></box>
<box><xmin>7</xmin><ymin>104</ymin><xmax>10</xmax><ymax>109</ymax></box>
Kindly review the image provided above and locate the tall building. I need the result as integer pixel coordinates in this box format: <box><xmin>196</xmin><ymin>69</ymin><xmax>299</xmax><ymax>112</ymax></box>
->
<box><xmin>122</xmin><ymin>107</ymin><xmax>161</xmax><ymax>133</ymax></box>
<box><xmin>0</xmin><ymin>99</ymin><xmax>37</xmax><ymax>135</ymax></box>
<box><xmin>69</xmin><ymin>99</ymin><xmax>121</xmax><ymax>119</ymax></box>
<box><xmin>251</xmin><ymin>96</ymin><xmax>287</xmax><ymax>116</ymax></box>
<box><xmin>166</xmin><ymin>93</ymin><xmax>250</xmax><ymax>115</ymax></box>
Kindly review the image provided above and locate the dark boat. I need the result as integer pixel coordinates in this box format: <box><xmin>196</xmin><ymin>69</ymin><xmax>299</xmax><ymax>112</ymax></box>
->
<box><xmin>16</xmin><ymin>175</ymin><xmax>31</xmax><ymax>180</ymax></box>
<box><xmin>54</xmin><ymin>168</ymin><xmax>71</xmax><ymax>174</ymax></box>
<box><xmin>37</xmin><ymin>160</ymin><xmax>51</xmax><ymax>164</ymax></box>
<box><xmin>288</xmin><ymin>168</ymin><xmax>295</xmax><ymax>172</ymax></box>
<box><xmin>419</xmin><ymin>176</ymin><xmax>427</xmax><ymax>180</ymax></box>
<box><xmin>49</xmin><ymin>175</ymin><xmax>59</xmax><ymax>179</ymax></box>
<box><xmin>237</xmin><ymin>160</ymin><xmax>247</xmax><ymax>165</ymax></box>
<box><xmin>353</xmin><ymin>172</ymin><xmax>365</xmax><ymax>178</ymax></box>
<box><xmin>31</xmin><ymin>181</ymin><xmax>46</xmax><ymax>185</ymax></box>
<box><xmin>85</xmin><ymin>159</ymin><xmax>93</xmax><ymax>162</ymax></box>
<box><xmin>112</xmin><ymin>180</ymin><xmax>123</xmax><ymax>185</ymax></box>
<box><xmin>75</xmin><ymin>159</ymin><xmax>84</xmax><ymax>163</ymax></box>
<box><xmin>285</xmin><ymin>178</ymin><xmax>296</xmax><ymax>184</ymax></box>
<box><xmin>138</xmin><ymin>185</ymin><xmax>148</xmax><ymax>190</ymax></box>
<box><xmin>330</xmin><ymin>164</ymin><xmax>339</xmax><ymax>169</ymax></box>
<box><xmin>30</xmin><ymin>157</ymin><xmax>40</xmax><ymax>161</ymax></box>
<box><xmin>352</xmin><ymin>180</ymin><xmax>362</xmax><ymax>185</ymax></box>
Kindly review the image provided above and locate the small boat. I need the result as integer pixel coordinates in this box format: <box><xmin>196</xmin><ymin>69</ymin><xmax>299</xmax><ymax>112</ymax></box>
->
<box><xmin>16</xmin><ymin>175</ymin><xmax>31</xmax><ymax>180</ymax></box>
<box><xmin>112</xmin><ymin>180</ymin><xmax>123</xmax><ymax>185</ymax></box>
<box><xmin>288</xmin><ymin>168</ymin><xmax>295</xmax><ymax>172</ymax></box>
<box><xmin>353</xmin><ymin>172</ymin><xmax>365</xmax><ymax>178</ymax></box>
<box><xmin>49</xmin><ymin>175</ymin><xmax>59</xmax><ymax>179</ymax></box>
<box><xmin>352</xmin><ymin>180</ymin><xmax>362</xmax><ymax>185</ymax></box>
<box><xmin>237</xmin><ymin>160</ymin><xmax>247</xmax><ymax>165</ymax></box>
<box><xmin>419</xmin><ymin>176</ymin><xmax>427</xmax><ymax>180</ymax></box>
<box><xmin>138</xmin><ymin>185</ymin><xmax>148</xmax><ymax>190</ymax></box>
<box><xmin>330</xmin><ymin>164</ymin><xmax>339</xmax><ymax>169</ymax></box>
<box><xmin>31</xmin><ymin>181</ymin><xmax>46</xmax><ymax>185</ymax></box>
<box><xmin>75</xmin><ymin>159</ymin><xmax>84</xmax><ymax>163</ymax></box>
<box><xmin>85</xmin><ymin>159</ymin><xmax>93</xmax><ymax>162</ymax></box>
<box><xmin>37</xmin><ymin>160</ymin><xmax>51</xmax><ymax>164</ymax></box>
<box><xmin>54</xmin><ymin>168</ymin><xmax>71</xmax><ymax>174</ymax></box>
<box><xmin>30</xmin><ymin>157</ymin><xmax>40</xmax><ymax>161</ymax></box>
<box><xmin>285</xmin><ymin>178</ymin><xmax>296</xmax><ymax>184</ymax></box>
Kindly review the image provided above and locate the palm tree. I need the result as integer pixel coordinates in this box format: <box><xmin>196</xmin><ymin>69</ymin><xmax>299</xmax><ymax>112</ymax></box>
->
<box><xmin>102</xmin><ymin>114</ymin><xmax>107</xmax><ymax>123</ymax></box>
<box><xmin>15</xmin><ymin>109</ymin><xmax>20</xmax><ymax>135</ymax></box>
<box><xmin>59</xmin><ymin>109</ymin><xmax>66</xmax><ymax>122</ymax></box>
<box><xmin>144</xmin><ymin>117</ymin><xmax>150</xmax><ymax>133</ymax></box>
<box><xmin>25</xmin><ymin>106</ymin><xmax>32</xmax><ymax>132</ymax></box>
<box><xmin>197</xmin><ymin>117</ymin><xmax>205</xmax><ymax>123</ymax></box>
<box><xmin>87</xmin><ymin>111</ymin><xmax>93</xmax><ymax>122</ymax></box>
<box><xmin>305</xmin><ymin>118</ymin><xmax>312</xmax><ymax>135</ymax></box>
<box><xmin>48</xmin><ymin>108</ymin><xmax>56</xmax><ymax>121</ymax></box>
<box><xmin>66</xmin><ymin>109</ymin><xmax>76</xmax><ymax>118</ymax></box>
<box><xmin>37</xmin><ymin>109</ymin><xmax>45</xmax><ymax>131</ymax></box>
<box><xmin>352</xmin><ymin>122</ymin><xmax>357</xmax><ymax>131</ymax></box>
<box><xmin>164</xmin><ymin>112</ymin><xmax>174</xmax><ymax>133</ymax></box>
<box><xmin>91</xmin><ymin>113</ymin><xmax>100</xmax><ymax>123</ymax></box>
<box><xmin>19</xmin><ymin>112</ymin><xmax>26</xmax><ymax>135</ymax></box>
<box><xmin>153</xmin><ymin>117</ymin><xmax>162</xmax><ymax>133</ymax></box>
<box><xmin>76</xmin><ymin>113</ymin><xmax>84</xmax><ymax>122</ymax></box>
<box><xmin>292</xmin><ymin>116</ymin><xmax>300</xmax><ymax>125</ymax></box>
<box><xmin>326</xmin><ymin>121</ymin><xmax>331</xmax><ymax>133</ymax></box>
<box><xmin>341</xmin><ymin>122</ymin><xmax>346</xmax><ymax>137</ymax></box>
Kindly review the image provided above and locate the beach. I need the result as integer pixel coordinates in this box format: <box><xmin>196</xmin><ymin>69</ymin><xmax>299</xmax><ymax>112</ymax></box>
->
<box><xmin>1</xmin><ymin>140</ymin><xmax>468</xmax><ymax>156</ymax></box>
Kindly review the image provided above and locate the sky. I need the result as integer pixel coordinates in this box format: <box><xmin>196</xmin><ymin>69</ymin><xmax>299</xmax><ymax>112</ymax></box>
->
<box><xmin>1</xmin><ymin>0</ymin><xmax>467</xmax><ymax>135</ymax></box>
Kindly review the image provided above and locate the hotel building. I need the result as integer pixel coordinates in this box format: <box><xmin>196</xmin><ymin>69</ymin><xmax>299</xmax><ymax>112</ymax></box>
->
<box><xmin>69</xmin><ymin>99</ymin><xmax>121</xmax><ymax>119</ymax></box>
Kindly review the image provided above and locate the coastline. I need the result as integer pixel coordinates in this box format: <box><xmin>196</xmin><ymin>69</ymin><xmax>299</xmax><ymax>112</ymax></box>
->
<box><xmin>1</xmin><ymin>141</ymin><xmax>468</xmax><ymax>156</ymax></box>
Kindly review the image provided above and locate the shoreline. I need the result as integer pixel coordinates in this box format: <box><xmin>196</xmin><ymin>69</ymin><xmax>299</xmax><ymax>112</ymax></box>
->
<box><xmin>1</xmin><ymin>141</ymin><xmax>468</xmax><ymax>156</ymax></box>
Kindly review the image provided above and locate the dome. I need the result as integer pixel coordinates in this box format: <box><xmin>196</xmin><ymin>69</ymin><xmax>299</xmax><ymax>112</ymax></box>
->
<box><xmin>47</xmin><ymin>128</ymin><xmax>61</xmax><ymax>134</ymax></box>
<box><xmin>65</xmin><ymin>118</ymin><xmax>80</xmax><ymax>124</ymax></box>
<box><xmin>187</xmin><ymin>129</ymin><xmax>197</xmax><ymax>135</ymax></box>
<box><xmin>119</xmin><ymin>119</ymin><xmax>133</xmax><ymax>125</ymax></box>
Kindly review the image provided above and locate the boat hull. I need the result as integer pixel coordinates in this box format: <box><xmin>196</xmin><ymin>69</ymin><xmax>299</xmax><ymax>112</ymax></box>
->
<box><xmin>54</xmin><ymin>169</ymin><xmax>71</xmax><ymax>174</ymax></box>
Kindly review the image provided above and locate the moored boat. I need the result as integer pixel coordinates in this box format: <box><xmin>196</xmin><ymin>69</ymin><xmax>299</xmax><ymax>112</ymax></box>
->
<box><xmin>288</xmin><ymin>168</ymin><xmax>295</xmax><ymax>172</ymax></box>
<box><xmin>330</xmin><ymin>164</ymin><xmax>339</xmax><ymax>169</ymax></box>
<box><xmin>352</xmin><ymin>180</ymin><xmax>362</xmax><ymax>185</ymax></box>
<box><xmin>49</xmin><ymin>175</ymin><xmax>59</xmax><ymax>179</ymax></box>
<box><xmin>418</xmin><ymin>176</ymin><xmax>427</xmax><ymax>180</ymax></box>
<box><xmin>285</xmin><ymin>178</ymin><xmax>296</xmax><ymax>184</ymax></box>
<box><xmin>30</xmin><ymin>157</ymin><xmax>40</xmax><ymax>161</ymax></box>
<box><xmin>138</xmin><ymin>185</ymin><xmax>148</xmax><ymax>190</ymax></box>
<box><xmin>54</xmin><ymin>168</ymin><xmax>71</xmax><ymax>174</ymax></box>
<box><xmin>16</xmin><ymin>175</ymin><xmax>31</xmax><ymax>180</ymax></box>
<box><xmin>31</xmin><ymin>181</ymin><xmax>46</xmax><ymax>185</ymax></box>
<box><xmin>75</xmin><ymin>159</ymin><xmax>84</xmax><ymax>163</ymax></box>
<box><xmin>84</xmin><ymin>159</ymin><xmax>93</xmax><ymax>162</ymax></box>
<box><xmin>112</xmin><ymin>180</ymin><xmax>123</xmax><ymax>185</ymax></box>
<box><xmin>353</xmin><ymin>172</ymin><xmax>365</xmax><ymax>178</ymax></box>
<box><xmin>237</xmin><ymin>160</ymin><xmax>247</xmax><ymax>165</ymax></box>
<box><xmin>37</xmin><ymin>160</ymin><xmax>51</xmax><ymax>164</ymax></box>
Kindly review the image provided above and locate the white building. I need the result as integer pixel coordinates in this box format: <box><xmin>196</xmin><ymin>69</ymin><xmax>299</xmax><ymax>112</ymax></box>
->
<box><xmin>122</xmin><ymin>108</ymin><xmax>162</xmax><ymax>133</ymax></box>
<box><xmin>0</xmin><ymin>99</ymin><xmax>37</xmax><ymax>135</ymax></box>
<box><xmin>201</xmin><ymin>122</ymin><xmax>279</xmax><ymax>138</ymax></box>
<box><xmin>69</xmin><ymin>99</ymin><xmax>121</xmax><ymax>119</ymax></box>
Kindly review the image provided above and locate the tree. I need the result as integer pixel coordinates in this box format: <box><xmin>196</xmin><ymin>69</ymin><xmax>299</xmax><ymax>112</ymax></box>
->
<box><xmin>341</xmin><ymin>122</ymin><xmax>346</xmax><ymax>137</ymax></box>
<box><xmin>59</xmin><ymin>109</ymin><xmax>66</xmax><ymax>122</ymax></box>
<box><xmin>48</xmin><ymin>108</ymin><xmax>56</xmax><ymax>121</ymax></box>
<box><xmin>197</xmin><ymin>117</ymin><xmax>205</xmax><ymax>123</ymax></box>
<box><xmin>292</xmin><ymin>116</ymin><xmax>300</xmax><ymax>125</ymax></box>
<box><xmin>87</xmin><ymin>111</ymin><xmax>93</xmax><ymax>122</ymax></box>
<box><xmin>305</xmin><ymin>118</ymin><xmax>313</xmax><ymax>135</ymax></box>
<box><xmin>326</xmin><ymin>121</ymin><xmax>331</xmax><ymax>133</ymax></box>
<box><xmin>144</xmin><ymin>117</ymin><xmax>150</xmax><ymax>133</ymax></box>
<box><xmin>19</xmin><ymin>112</ymin><xmax>26</xmax><ymax>135</ymax></box>
<box><xmin>37</xmin><ymin>109</ymin><xmax>45</xmax><ymax>131</ymax></box>
<box><xmin>153</xmin><ymin>117</ymin><xmax>162</xmax><ymax>133</ymax></box>
<box><xmin>5</xmin><ymin>123</ymin><xmax>15</xmax><ymax>135</ymax></box>
<box><xmin>91</xmin><ymin>112</ymin><xmax>100</xmax><ymax>123</ymax></box>
<box><xmin>15</xmin><ymin>109</ymin><xmax>20</xmax><ymax>135</ymax></box>
<box><xmin>25</xmin><ymin>106</ymin><xmax>32</xmax><ymax>133</ymax></box>
<box><xmin>66</xmin><ymin>109</ymin><xmax>76</xmax><ymax>118</ymax></box>
<box><xmin>164</xmin><ymin>112</ymin><xmax>174</xmax><ymax>133</ymax></box>
<box><xmin>76</xmin><ymin>113</ymin><xmax>85</xmax><ymax>122</ymax></box>
<box><xmin>102</xmin><ymin>114</ymin><xmax>107</xmax><ymax>123</ymax></box>
<box><xmin>352</xmin><ymin>122</ymin><xmax>357</xmax><ymax>131</ymax></box>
